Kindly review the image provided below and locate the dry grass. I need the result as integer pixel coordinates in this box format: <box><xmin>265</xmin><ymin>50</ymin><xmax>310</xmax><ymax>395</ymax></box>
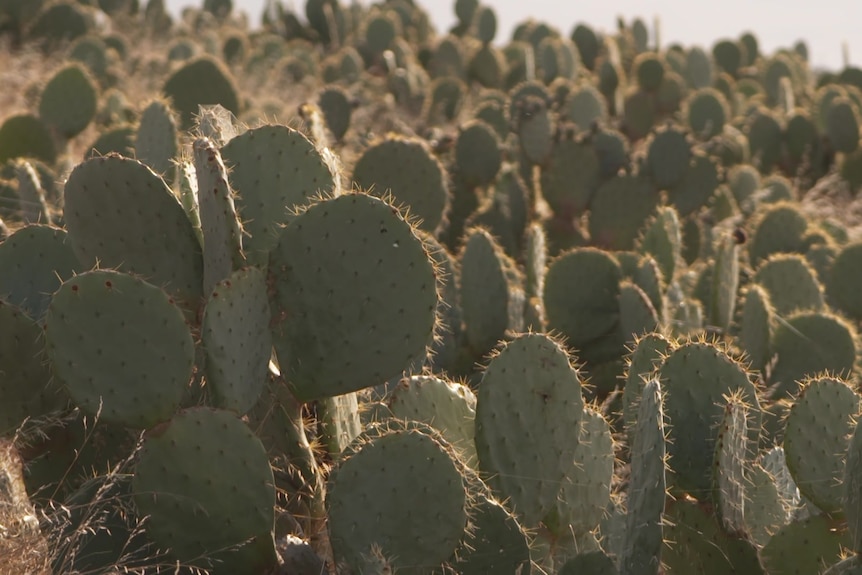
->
<box><xmin>0</xmin><ymin>438</ymin><xmax>50</xmax><ymax>575</ymax></box>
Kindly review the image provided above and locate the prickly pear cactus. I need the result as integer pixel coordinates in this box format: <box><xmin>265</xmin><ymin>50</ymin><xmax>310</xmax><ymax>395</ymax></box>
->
<box><xmin>201</xmin><ymin>267</ymin><xmax>271</xmax><ymax>415</ymax></box>
<box><xmin>62</xmin><ymin>154</ymin><xmax>204</xmax><ymax>313</ymax></box>
<box><xmin>622</xmin><ymin>378</ymin><xmax>666</xmax><ymax>575</ymax></box>
<box><xmin>133</xmin><ymin>407</ymin><xmax>277</xmax><ymax>572</ymax></box>
<box><xmin>475</xmin><ymin>333</ymin><xmax>584</xmax><ymax>525</ymax></box>
<box><xmin>659</xmin><ymin>341</ymin><xmax>761</xmax><ymax>499</ymax></box>
<box><xmin>327</xmin><ymin>424</ymin><xmax>468</xmax><ymax>574</ymax></box>
<box><xmin>268</xmin><ymin>192</ymin><xmax>438</xmax><ymax>401</ymax></box>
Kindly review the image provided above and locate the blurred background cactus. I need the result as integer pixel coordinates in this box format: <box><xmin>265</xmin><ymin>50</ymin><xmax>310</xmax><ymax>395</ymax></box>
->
<box><xmin>3</xmin><ymin>1</ymin><xmax>862</xmax><ymax>574</ymax></box>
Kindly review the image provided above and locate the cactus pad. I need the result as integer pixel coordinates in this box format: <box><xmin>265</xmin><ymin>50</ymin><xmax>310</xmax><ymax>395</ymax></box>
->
<box><xmin>0</xmin><ymin>300</ymin><xmax>61</xmax><ymax>435</ymax></box>
<box><xmin>352</xmin><ymin>135</ymin><xmax>450</xmax><ymax>234</ymax></box>
<box><xmin>220</xmin><ymin>124</ymin><xmax>336</xmax><ymax>265</ymax></box>
<box><xmin>475</xmin><ymin>333</ymin><xmax>584</xmax><ymax>525</ymax></box>
<box><xmin>327</xmin><ymin>425</ymin><xmax>468</xmax><ymax>574</ymax></box>
<box><xmin>0</xmin><ymin>225</ymin><xmax>81</xmax><ymax>321</ymax></box>
<box><xmin>201</xmin><ymin>267</ymin><xmax>271</xmax><ymax>415</ymax></box>
<box><xmin>63</xmin><ymin>154</ymin><xmax>204</xmax><ymax>312</ymax></box>
<box><xmin>659</xmin><ymin>341</ymin><xmax>761</xmax><ymax>499</ymax></box>
<box><xmin>45</xmin><ymin>270</ymin><xmax>195</xmax><ymax>428</ymax></box>
<box><xmin>133</xmin><ymin>407</ymin><xmax>277</xmax><ymax>568</ymax></box>
<box><xmin>268</xmin><ymin>192</ymin><xmax>437</xmax><ymax>401</ymax></box>
<box><xmin>388</xmin><ymin>375</ymin><xmax>477</xmax><ymax>466</ymax></box>
<box><xmin>783</xmin><ymin>376</ymin><xmax>859</xmax><ymax>513</ymax></box>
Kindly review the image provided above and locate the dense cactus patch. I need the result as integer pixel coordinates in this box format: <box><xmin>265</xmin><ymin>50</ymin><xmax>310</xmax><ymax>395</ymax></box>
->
<box><xmin>3</xmin><ymin>1</ymin><xmax>862</xmax><ymax>574</ymax></box>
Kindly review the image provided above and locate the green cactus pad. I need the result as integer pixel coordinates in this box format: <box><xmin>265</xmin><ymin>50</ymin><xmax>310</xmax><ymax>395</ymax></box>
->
<box><xmin>770</xmin><ymin>311</ymin><xmax>857</xmax><ymax>399</ymax></box>
<box><xmin>45</xmin><ymin>270</ymin><xmax>195</xmax><ymax>428</ymax></box>
<box><xmin>548</xmin><ymin>406</ymin><xmax>614</xmax><ymax>537</ymax></box>
<box><xmin>708</xmin><ymin>232</ymin><xmax>740</xmax><ymax>331</ymax></box>
<box><xmin>826</xmin><ymin>97</ymin><xmax>860</xmax><ymax>154</ymax></box>
<box><xmin>622</xmin><ymin>88</ymin><xmax>656</xmax><ymax>141</ymax></box>
<box><xmin>0</xmin><ymin>300</ymin><xmax>62</xmax><ymax>435</ymax></box>
<box><xmin>134</xmin><ymin>98</ymin><xmax>179</xmax><ymax>179</ymax></box>
<box><xmin>0</xmin><ymin>113</ymin><xmax>56</xmax><ymax>165</ymax></box>
<box><xmin>620</xmin><ymin>280</ymin><xmax>659</xmax><ymax>341</ymax></box>
<box><xmin>845</xmin><ymin>413</ymin><xmax>862</xmax><ymax>552</ymax></box>
<box><xmin>474</xmin><ymin>101</ymin><xmax>508</xmax><ymax>138</ymax></box>
<box><xmin>565</xmin><ymin>85</ymin><xmax>607</xmax><ymax>130</ymax></box>
<box><xmin>754</xmin><ymin>253</ymin><xmax>824</xmax><ymax>316</ymax></box>
<box><xmin>86</xmin><ymin>123</ymin><xmax>135</xmax><ymax>158</ymax></box>
<box><xmin>743</xmin><ymin>462</ymin><xmax>789</xmax><ymax>547</ymax></box>
<box><xmin>622</xmin><ymin>378</ymin><xmax>666</xmax><ymax>575</ymax></box>
<box><xmin>739</xmin><ymin>285</ymin><xmax>775</xmax><ymax>374</ymax></box>
<box><xmin>592</xmin><ymin>127</ymin><xmax>629</xmax><ymax>177</ymax></box>
<box><xmin>388</xmin><ymin>374</ymin><xmax>477</xmax><ymax>466</ymax></box>
<box><xmin>760</xmin><ymin>514</ymin><xmax>850</xmax><ymax>575</ymax></box>
<box><xmin>539</xmin><ymin>136</ymin><xmax>601</xmax><ymax>218</ymax></box>
<box><xmin>589</xmin><ymin>174</ymin><xmax>660</xmax><ymax>251</ymax></box>
<box><xmin>685</xmin><ymin>47</ymin><xmax>714</xmax><ymax>88</ymax></box>
<box><xmin>634</xmin><ymin>53</ymin><xmax>666</xmax><ymax>92</ymax></box>
<box><xmin>319</xmin><ymin>392</ymin><xmax>362</xmax><ymax>457</ymax></box>
<box><xmin>0</xmin><ymin>225</ymin><xmax>81</xmax><ymax>321</ymax></box>
<box><xmin>667</xmin><ymin>153</ymin><xmax>719</xmax><ymax>217</ymax></box>
<box><xmin>318</xmin><ymin>86</ymin><xmax>352</xmax><ymax>142</ymax></box>
<box><xmin>450</xmin><ymin>494</ymin><xmax>532</xmax><ymax>574</ymax></box>
<box><xmin>15</xmin><ymin>160</ymin><xmax>51</xmax><ymax>224</ymax></box>
<box><xmin>455</xmin><ymin>120</ymin><xmax>503</xmax><ymax>187</ymax></box>
<box><xmin>193</xmin><ymin>138</ymin><xmax>245</xmax><ymax>294</ymax></box>
<box><xmin>63</xmin><ymin>154</ymin><xmax>204</xmax><ymax>312</ymax></box>
<box><xmin>201</xmin><ymin>267</ymin><xmax>271</xmax><ymax>415</ymax></box>
<box><xmin>559</xmin><ymin>551</ymin><xmax>619</xmax><ymax>575</ymax></box>
<box><xmin>747</xmin><ymin>108</ymin><xmax>784</xmax><ymax>174</ymax></box>
<box><xmin>364</xmin><ymin>12</ymin><xmax>399</xmax><ymax>54</ymax></box>
<box><xmin>38</xmin><ymin>63</ymin><xmax>97</xmax><ymax>139</ymax></box>
<box><xmin>827</xmin><ymin>241</ymin><xmax>862</xmax><ymax>320</ymax></box>
<box><xmin>662</xmin><ymin>499</ymin><xmax>763</xmax><ymax>574</ymax></box>
<box><xmin>425</xmin><ymin>76</ymin><xmax>466</xmax><ymax>123</ymax></box>
<box><xmin>268</xmin><ymin>192</ymin><xmax>437</xmax><ymax>402</ymax></box>
<box><xmin>460</xmin><ymin>227</ymin><xmax>524</xmax><ymax>355</ymax></box>
<box><xmin>623</xmin><ymin>333</ymin><xmax>673</xmax><ymax>441</ymax></box>
<box><xmin>133</xmin><ymin>407</ymin><xmax>277</xmax><ymax>569</ymax></box>
<box><xmin>659</xmin><ymin>341</ymin><xmax>762</xmax><ymax>499</ymax></box>
<box><xmin>646</xmin><ymin>124</ymin><xmax>691</xmax><ymax>190</ymax></box>
<box><xmin>425</xmin><ymin>236</ymin><xmax>462</xmax><ymax>373</ymax></box>
<box><xmin>713</xmin><ymin>394</ymin><xmax>749</xmax><ymax>534</ymax></box>
<box><xmin>515</xmin><ymin>95</ymin><xmax>554</xmax><ymax>165</ymax></box>
<box><xmin>327</xmin><ymin>426</ymin><xmax>468</xmax><ymax>574</ymax></box>
<box><xmin>685</xmin><ymin>88</ymin><xmax>728</xmax><ymax>140</ymax></box>
<box><xmin>352</xmin><ymin>135</ymin><xmax>450</xmax><ymax>234</ymax></box>
<box><xmin>472</xmin><ymin>5</ymin><xmax>497</xmax><ymax>44</ymax></box>
<box><xmin>749</xmin><ymin>202</ymin><xmax>809</xmax><ymax>267</ymax></box>
<box><xmin>783</xmin><ymin>377</ymin><xmax>859</xmax><ymax>514</ymax></box>
<box><xmin>475</xmin><ymin>333</ymin><xmax>584</xmax><ymax>525</ymax></box>
<box><xmin>221</xmin><ymin>124</ymin><xmax>336</xmax><ymax>266</ymax></box>
<box><xmin>163</xmin><ymin>56</ymin><xmax>240</xmax><ymax>129</ymax></box>
<box><xmin>465</xmin><ymin>175</ymin><xmax>523</xmax><ymax>257</ymax></box>
<box><xmin>544</xmin><ymin>247</ymin><xmax>622</xmax><ymax>350</ymax></box>
<box><xmin>637</xmin><ymin>206</ymin><xmax>682</xmax><ymax>282</ymax></box>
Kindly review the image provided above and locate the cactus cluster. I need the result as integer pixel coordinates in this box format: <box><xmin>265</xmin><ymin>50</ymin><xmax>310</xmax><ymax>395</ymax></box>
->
<box><xmin>3</xmin><ymin>1</ymin><xmax>862</xmax><ymax>574</ymax></box>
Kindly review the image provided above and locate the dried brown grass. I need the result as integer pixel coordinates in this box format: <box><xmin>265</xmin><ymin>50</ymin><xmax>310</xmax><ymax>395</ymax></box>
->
<box><xmin>0</xmin><ymin>438</ymin><xmax>50</xmax><ymax>575</ymax></box>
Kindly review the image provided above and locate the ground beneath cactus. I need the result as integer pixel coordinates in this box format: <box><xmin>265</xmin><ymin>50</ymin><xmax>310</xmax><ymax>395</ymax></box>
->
<box><xmin>0</xmin><ymin>438</ymin><xmax>50</xmax><ymax>575</ymax></box>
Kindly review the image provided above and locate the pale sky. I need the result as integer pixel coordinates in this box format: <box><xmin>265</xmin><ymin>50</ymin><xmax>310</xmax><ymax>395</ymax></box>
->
<box><xmin>165</xmin><ymin>0</ymin><xmax>862</xmax><ymax>71</ymax></box>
